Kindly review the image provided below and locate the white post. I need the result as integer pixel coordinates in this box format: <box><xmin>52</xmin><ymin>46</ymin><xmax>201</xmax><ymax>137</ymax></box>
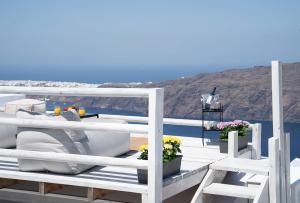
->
<box><xmin>269</xmin><ymin>137</ymin><xmax>280</xmax><ymax>203</ymax></box>
<box><xmin>285</xmin><ymin>133</ymin><xmax>291</xmax><ymax>203</ymax></box>
<box><xmin>142</xmin><ymin>194</ymin><xmax>148</xmax><ymax>203</ymax></box>
<box><xmin>228</xmin><ymin>131</ymin><xmax>238</xmax><ymax>158</ymax></box>
<box><xmin>252</xmin><ymin>123</ymin><xmax>262</xmax><ymax>160</ymax></box>
<box><xmin>271</xmin><ymin>60</ymin><xmax>286</xmax><ymax>203</ymax></box>
<box><xmin>147</xmin><ymin>88</ymin><xmax>164</xmax><ymax>203</ymax></box>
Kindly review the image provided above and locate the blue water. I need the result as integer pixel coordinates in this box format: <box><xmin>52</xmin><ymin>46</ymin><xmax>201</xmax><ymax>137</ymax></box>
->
<box><xmin>0</xmin><ymin>66</ymin><xmax>218</xmax><ymax>83</ymax></box>
<box><xmin>47</xmin><ymin>103</ymin><xmax>300</xmax><ymax>160</ymax></box>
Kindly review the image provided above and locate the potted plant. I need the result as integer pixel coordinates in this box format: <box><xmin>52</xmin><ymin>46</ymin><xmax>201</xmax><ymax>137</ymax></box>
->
<box><xmin>137</xmin><ymin>136</ymin><xmax>182</xmax><ymax>184</ymax></box>
<box><xmin>217</xmin><ymin>120</ymin><xmax>250</xmax><ymax>153</ymax></box>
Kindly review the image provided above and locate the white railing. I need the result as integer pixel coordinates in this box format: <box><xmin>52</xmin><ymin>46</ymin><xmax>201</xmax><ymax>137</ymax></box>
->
<box><xmin>0</xmin><ymin>86</ymin><xmax>263</xmax><ymax>202</ymax></box>
<box><xmin>0</xmin><ymin>149</ymin><xmax>148</xmax><ymax>169</ymax></box>
<box><xmin>0</xmin><ymin>86</ymin><xmax>164</xmax><ymax>203</ymax></box>
<box><xmin>99</xmin><ymin>114</ymin><xmax>204</xmax><ymax>127</ymax></box>
<box><xmin>97</xmin><ymin>114</ymin><xmax>262</xmax><ymax>159</ymax></box>
<box><xmin>0</xmin><ymin>117</ymin><xmax>148</xmax><ymax>133</ymax></box>
<box><xmin>226</xmin><ymin>124</ymin><xmax>261</xmax><ymax>160</ymax></box>
<box><xmin>0</xmin><ymin>86</ymin><xmax>151</xmax><ymax>97</ymax></box>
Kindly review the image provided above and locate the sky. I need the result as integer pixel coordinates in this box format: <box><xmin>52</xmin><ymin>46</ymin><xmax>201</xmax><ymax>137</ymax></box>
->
<box><xmin>0</xmin><ymin>0</ymin><xmax>299</xmax><ymax>82</ymax></box>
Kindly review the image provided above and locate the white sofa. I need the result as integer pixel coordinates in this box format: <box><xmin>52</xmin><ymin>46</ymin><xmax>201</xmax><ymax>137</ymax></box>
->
<box><xmin>16</xmin><ymin>110</ymin><xmax>130</xmax><ymax>174</ymax></box>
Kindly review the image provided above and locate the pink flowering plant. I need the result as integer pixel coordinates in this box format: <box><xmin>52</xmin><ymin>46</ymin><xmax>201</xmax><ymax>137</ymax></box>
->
<box><xmin>217</xmin><ymin>120</ymin><xmax>250</xmax><ymax>140</ymax></box>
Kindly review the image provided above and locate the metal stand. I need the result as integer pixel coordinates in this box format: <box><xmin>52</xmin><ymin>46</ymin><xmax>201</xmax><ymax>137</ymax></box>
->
<box><xmin>201</xmin><ymin>103</ymin><xmax>224</xmax><ymax>146</ymax></box>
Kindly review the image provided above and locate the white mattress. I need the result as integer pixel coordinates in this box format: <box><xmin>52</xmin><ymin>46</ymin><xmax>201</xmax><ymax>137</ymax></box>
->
<box><xmin>17</xmin><ymin>115</ymin><xmax>130</xmax><ymax>174</ymax></box>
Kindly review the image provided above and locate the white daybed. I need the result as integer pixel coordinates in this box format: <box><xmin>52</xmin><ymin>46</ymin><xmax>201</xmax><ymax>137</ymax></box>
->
<box><xmin>16</xmin><ymin>110</ymin><xmax>130</xmax><ymax>174</ymax></box>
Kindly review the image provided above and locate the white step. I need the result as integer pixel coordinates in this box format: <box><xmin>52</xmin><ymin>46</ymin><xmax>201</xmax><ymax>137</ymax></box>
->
<box><xmin>203</xmin><ymin>183</ymin><xmax>258</xmax><ymax>199</ymax></box>
<box><xmin>210</xmin><ymin>158</ymin><xmax>269</xmax><ymax>175</ymax></box>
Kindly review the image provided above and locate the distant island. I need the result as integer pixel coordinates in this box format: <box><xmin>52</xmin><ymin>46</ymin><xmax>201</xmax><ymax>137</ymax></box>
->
<box><xmin>1</xmin><ymin>62</ymin><xmax>299</xmax><ymax>123</ymax></box>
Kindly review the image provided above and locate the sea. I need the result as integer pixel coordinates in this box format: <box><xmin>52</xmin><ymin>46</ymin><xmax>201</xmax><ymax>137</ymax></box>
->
<box><xmin>47</xmin><ymin>103</ymin><xmax>300</xmax><ymax>161</ymax></box>
<box><xmin>0</xmin><ymin>66</ymin><xmax>214</xmax><ymax>83</ymax></box>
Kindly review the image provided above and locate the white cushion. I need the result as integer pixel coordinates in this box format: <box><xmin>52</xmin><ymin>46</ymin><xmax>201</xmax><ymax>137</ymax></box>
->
<box><xmin>5</xmin><ymin>99</ymin><xmax>46</xmax><ymax>115</ymax></box>
<box><xmin>82</xmin><ymin>117</ymin><xmax>130</xmax><ymax>157</ymax></box>
<box><xmin>0</xmin><ymin>112</ymin><xmax>17</xmax><ymax>148</ymax></box>
<box><xmin>16</xmin><ymin>111</ymin><xmax>130</xmax><ymax>174</ymax></box>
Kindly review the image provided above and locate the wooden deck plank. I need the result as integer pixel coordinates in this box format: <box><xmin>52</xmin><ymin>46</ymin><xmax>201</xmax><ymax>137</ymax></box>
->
<box><xmin>203</xmin><ymin>183</ymin><xmax>258</xmax><ymax>199</ymax></box>
<box><xmin>0</xmin><ymin>188</ymin><xmax>122</xmax><ymax>203</ymax></box>
<box><xmin>87</xmin><ymin>188</ymin><xmax>112</xmax><ymax>201</ymax></box>
<box><xmin>0</xmin><ymin>178</ymin><xmax>23</xmax><ymax>188</ymax></box>
<box><xmin>210</xmin><ymin>158</ymin><xmax>270</xmax><ymax>175</ymax></box>
<box><xmin>39</xmin><ymin>182</ymin><xmax>64</xmax><ymax>194</ymax></box>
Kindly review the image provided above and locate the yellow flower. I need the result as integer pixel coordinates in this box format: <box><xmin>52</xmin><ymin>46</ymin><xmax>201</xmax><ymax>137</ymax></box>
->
<box><xmin>164</xmin><ymin>136</ymin><xmax>182</xmax><ymax>144</ymax></box>
<box><xmin>172</xmin><ymin>137</ymin><xmax>182</xmax><ymax>144</ymax></box>
<box><xmin>139</xmin><ymin>144</ymin><xmax>148</xmax><ymax>152</ymax></box>
<box><xmin>163</xmin><ymin>136</ymin><xmax>171</xmax><ymax>143</ymax></box>
<box><xmin>164</xmin><ymin>143</ymin><xmax>173</xmax><ymax>150</ymax></box>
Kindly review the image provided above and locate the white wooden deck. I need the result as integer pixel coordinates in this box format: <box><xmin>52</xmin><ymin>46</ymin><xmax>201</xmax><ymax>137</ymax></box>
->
<box><xmin>0</xmin><ymin>137</ymin><xmax>237</xmax><ymax>202</ymax></box>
